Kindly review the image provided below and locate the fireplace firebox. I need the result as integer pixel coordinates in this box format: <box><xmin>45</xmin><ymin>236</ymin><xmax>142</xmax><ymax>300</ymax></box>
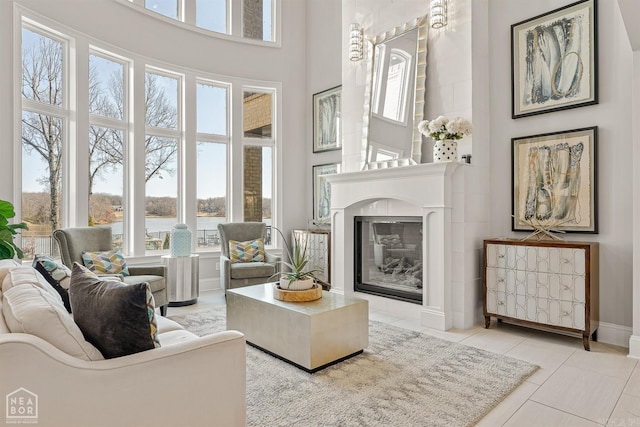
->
<box><xmin>354</xmin><ymin>216</ymin><xmax>423</xmax><ymax>304</ymax></box>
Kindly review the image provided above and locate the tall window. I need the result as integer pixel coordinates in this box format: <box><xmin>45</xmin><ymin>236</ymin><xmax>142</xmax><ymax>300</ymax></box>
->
<box><xmin>20</xmin><ymin>27</ymin><xmax>66</xmax><ymax>260</ymax></box>
<box><xmin>196</xmin><ymin>0</ymin><xmax>226</xmax><ymax>33</ymax></box>
<box><xmin>88</xmin><ymin>52</ymin><xmax>126</xmax><ymax>248</ymax></box>
<box><xmin>382</xmin><ymin>49</ymin><xmax>411</xmax><ymax>123</ymax></box>
<box><xmin>17</xmin><ymin>17</ymin><xmax>280</xmax><ymax>259</ymax></box>
<box><xmin>372</xmin><ymin>45</ymin><xmax>412</xmax><ymax>124</ymax></box>
<box><xmin>242</xmin><ymin>89</ymin><xmax>274</xmax><ymax>235</ymax></box>
<box><xmin>144</xmin><ymin>70</ymin><xmax>180</xmax><ymax>252</ymax></box>
<box><xmin>145</xmin><ymin>0</ymin><xmax>179</xmax><ymax>20</ymax></box>
<box><xmin>139</xmin><ymin>0</ymin><xmax>275</xmax><ymax>42</ymax></box>
<box><xmin>196</xmin><ymin>81</ymin><xmax>228</xmax><ymax>249</ymax></box>
<box><xmin>243</xmin><ymin>0</ymin><xmax>273</xmax><ymax>41</ymax></box>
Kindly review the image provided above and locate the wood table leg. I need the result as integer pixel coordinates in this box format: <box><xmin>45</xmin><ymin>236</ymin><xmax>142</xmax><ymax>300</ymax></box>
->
<box><xmin>583</xmin><ymin>334</ymin><xmax>590</xmax><ymax>351</ymax></box>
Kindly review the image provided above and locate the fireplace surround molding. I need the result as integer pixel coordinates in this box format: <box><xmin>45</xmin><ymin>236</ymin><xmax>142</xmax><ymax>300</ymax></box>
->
<box><xmin>326</xmin><ymin>162</ymin><xmax>474</xmax><ymax>330</ymax></box>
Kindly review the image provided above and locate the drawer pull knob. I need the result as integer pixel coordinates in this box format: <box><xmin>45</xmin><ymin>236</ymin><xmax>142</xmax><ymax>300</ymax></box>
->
<box><xmin>563</xmin><ymin>285</ymin><xmax>570</xmax><ymax>291</ymax></box>
<box><xmin>498</xmin><ymin>301</ymin><xmax>504</xmax><ymax>306</ymax></box>
<box><xmin>562</xmin><ymin>311</ymin><xmax>571</xmax><ymax>317</ymax></box>
<box><xmin>498</xmin><ymin>278</ymin><xmax>505</xmax><ymax>283</ymax></box>
<box><xmin>498</xmin><ymin>254</ymin><xmax>505</xmax><ymax>259</ymax></box>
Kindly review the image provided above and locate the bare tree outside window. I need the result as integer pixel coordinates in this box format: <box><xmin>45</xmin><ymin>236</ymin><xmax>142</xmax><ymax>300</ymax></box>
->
<box><xmin>21</xmin><ymin>30</ymin><xmax>63</xmax><ymax>235</ymax></box>
<box><xmin>21</xmin><ymin>28</ymin><xmax>179</xmax><ymax>257</ymax></box>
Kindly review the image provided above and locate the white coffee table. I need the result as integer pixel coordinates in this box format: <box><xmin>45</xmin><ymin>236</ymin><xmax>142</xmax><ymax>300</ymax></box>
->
<box><xmin>226</xmin><ymin>283</ymin><xmax>368</xmax><ymax>373</ymax></box>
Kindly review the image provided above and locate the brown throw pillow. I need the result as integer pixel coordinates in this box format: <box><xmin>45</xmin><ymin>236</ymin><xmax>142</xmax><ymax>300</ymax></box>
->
<box><xmin>69</xmin><ymin>263</ymin><xmax>160</xmax><ymax>359</ymax></box>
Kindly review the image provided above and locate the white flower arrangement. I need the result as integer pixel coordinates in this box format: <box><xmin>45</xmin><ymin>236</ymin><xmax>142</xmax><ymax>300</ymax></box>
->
<box><xmin>418</xmin><ymin>116</ymin><xmax>472</xmax><ymax>141</ymax></box>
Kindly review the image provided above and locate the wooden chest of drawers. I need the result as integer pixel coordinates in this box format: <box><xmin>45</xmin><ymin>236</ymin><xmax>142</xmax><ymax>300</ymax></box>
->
<box><xmin>483</xmin><ymin>239</ymin><xmax>599</xmax><ymax>350</ymax></box>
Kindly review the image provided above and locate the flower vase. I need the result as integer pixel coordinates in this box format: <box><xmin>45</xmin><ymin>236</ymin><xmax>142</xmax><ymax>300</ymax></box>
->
<box><xmin>433</xmin><ymin>139</ymin><xmax>458</xmax><ymax>162</ymax></box>
<box><xmin>170</xmin><ymin>223</ymin><xmax>192</xmax><ymax>257</ymax></box>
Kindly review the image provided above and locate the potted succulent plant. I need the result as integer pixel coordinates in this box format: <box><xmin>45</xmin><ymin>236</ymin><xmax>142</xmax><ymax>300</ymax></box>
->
<box><xmin>271</xmin><ymin>228</ymin><xmax>322</xmax><ymax>291</ymax></box>
<box><xmin>0</xmin><ymin>200</ymin><xmax>28</xmax><ymax>260</ymax></box>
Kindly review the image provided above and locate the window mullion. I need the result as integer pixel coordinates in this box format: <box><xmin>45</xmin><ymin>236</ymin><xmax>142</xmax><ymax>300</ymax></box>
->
<box><xmin>183</xmin><ymin>74</ymin><xmax>197</xmax><ymax>239</ymax></box>
<box><xmin>196</xmin><ymin>132</ymin><xmax>229</xmax><ymax>143</ymax></box>
<box><xmin>145</xmin><ymin>126</ymin><xmax>181</xmax><ymax>139</ymax></box>
<box><xmin>21</xmin><ymin>99</ymin><xmax>66</xmax><ymax>118</ymax></box>
<box><xmin>70</xmin><ymin>37</ymin><xmax>90</xmax><ymax>227</ymax></box>
<box><xmin>89</xmin><ymin>114</ymin><xmax>126</xmax><ymax>130</ymax></box>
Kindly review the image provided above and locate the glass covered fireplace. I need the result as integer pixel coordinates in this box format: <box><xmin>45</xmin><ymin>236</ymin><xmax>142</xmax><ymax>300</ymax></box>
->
<box><xmin>354</xmin><ymin>216</ymin><xmax>423</xmax><ymax>304</ymax></box>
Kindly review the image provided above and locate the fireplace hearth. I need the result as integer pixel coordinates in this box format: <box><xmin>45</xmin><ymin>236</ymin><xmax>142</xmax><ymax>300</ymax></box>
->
<box><xmin>355</xmin><ymin>216</ymin><xmax>422</xmax><ymax>304</ymax></box>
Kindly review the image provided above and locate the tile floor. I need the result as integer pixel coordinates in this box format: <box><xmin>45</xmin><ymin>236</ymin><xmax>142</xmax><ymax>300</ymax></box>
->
<box><xmin>169</xmin><ymin>290</ymin><xmax>640</xmax><ymax>427</ymax></box>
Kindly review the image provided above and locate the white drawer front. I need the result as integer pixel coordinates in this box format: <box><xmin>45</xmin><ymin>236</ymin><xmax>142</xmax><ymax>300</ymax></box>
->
<box><xmin>536</xmin><ymin>247</ymin><xmax>586</xmax><ymax>275</ymax></box>
<box><xmin>548</xmin><ymin>274</ymin><xmax>586</xmax><ymax>303</ymax></box>
<box><xmin>486</xmin><ymin>244</ymin><xmax>530</xmax><ymax>269</ymax></box>
<box><xmin>486</xmin><ymin>244</ymin><xmax>506</xmax><ymax>268</ymax></box>
<box><xmin>538</xmin><ymin>299</ymin><xmax>585</xmax><ymax>330</ymax></box>
<box><xmin>485</xmin><ymin>291</ymin><xmax>520</xmax><ymax>319</ymax></box>
<box><xmin>486</xmin><ymin>289</ymin><xmax>506</xmax><ymax>315</ymax></box>
<box><xmin>486</xmin><ymin>267</ymin><xmax>506</xmax><ymax>292</ymax></box>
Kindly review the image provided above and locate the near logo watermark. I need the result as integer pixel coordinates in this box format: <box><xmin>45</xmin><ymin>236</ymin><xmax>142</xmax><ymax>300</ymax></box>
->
<box><xmin>5</xmin><ymin>388</ymin><xmax>38</xmax><ymax>424</ymax></box>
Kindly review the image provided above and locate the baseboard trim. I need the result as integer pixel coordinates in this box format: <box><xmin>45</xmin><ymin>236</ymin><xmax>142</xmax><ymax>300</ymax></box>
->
<box><xmin>629</xmin><ymin>335</ymin><xmax>640</xmax><ymax>359</ymax></box>
<box><xmin>597</xmin><ymin>321</ymin><xmax>633</xmax><ymax>348</ymax></box>
<box><xmin>420</xmin><ymin>308</ymin><xmax>448</xmax><ymax>331</ymax></box>
<box><xmin>200</xmin><ymin>277</ymin><xmax>221</xmax><ymax>292</ymax></box>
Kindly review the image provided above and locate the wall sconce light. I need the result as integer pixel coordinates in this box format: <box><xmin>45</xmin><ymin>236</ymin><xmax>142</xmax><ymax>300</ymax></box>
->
<box><xmin>349</xmin><ymin>23</ymin><xmax>364</xmax><ymax>61</ymax></box>
<box><xmin>430</xmin><ymin>0</ymin><xmax>448</xmax><ymax>29</ymax></box>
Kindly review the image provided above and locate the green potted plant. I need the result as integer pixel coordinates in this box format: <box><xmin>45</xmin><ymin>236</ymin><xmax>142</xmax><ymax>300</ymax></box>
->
<box><xmin>271</xmin><ymin>228</ymin><xmax>322</xmax><ymax>290</ymax></box>
<box><xmin>0</xmin><ymin>200</ymin><xmax>28</xmax><ymax>260</ymax></box>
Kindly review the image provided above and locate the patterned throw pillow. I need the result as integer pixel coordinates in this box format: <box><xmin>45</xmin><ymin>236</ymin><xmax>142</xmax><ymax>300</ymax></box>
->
<box><xmin>81</xmin><ymin>249</ymin><xmax>130</xmax><ymax>276</ymax></box>
<box><xmin>32</xmin><ymin>254</ymin><xmax>73</xmax><ymax>312</ymax></box>
<box><xmin>228</xmin><ymin>238</ymin><xmax>265</xmax><ymax>263</ymax></box>
<box><xmin>69</xmin><ymin>263</ymin><xmax>160</xmax><ymax>359</ymax></box>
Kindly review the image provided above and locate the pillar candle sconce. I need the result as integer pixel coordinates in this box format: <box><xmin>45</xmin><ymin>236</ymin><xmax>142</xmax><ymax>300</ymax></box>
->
<box><xmin>349</xmin><ymin>23</ymin><xmax>364</xmax><ymax>61</ymax></box>
<box><xmin>430</xmin><ymin>0</ymin><xmax>448</xmax><ymax>29</ymax></box>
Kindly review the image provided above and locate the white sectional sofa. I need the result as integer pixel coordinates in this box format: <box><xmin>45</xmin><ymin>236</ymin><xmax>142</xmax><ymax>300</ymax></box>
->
<box><xmin>0</xmin><ymin>259</ymin><xmax>246</xmax><ymax>427</ymax></box>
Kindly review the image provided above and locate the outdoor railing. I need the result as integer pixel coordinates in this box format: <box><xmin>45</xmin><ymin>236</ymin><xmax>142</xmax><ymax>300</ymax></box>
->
<box><xmin>20</xmin><ymin>226</ymin><xmax>272</xmax><ymax>259</ymax></box>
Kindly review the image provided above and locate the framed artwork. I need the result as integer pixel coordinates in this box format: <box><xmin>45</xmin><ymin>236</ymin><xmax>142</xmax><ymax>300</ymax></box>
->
<box><xmin>512</xmin><ymin>126</ymin><xmax>597</xmax><ymax>233</ymax></box>
<box><xmin>313</xmin><ymin>162</ymin><xmax>341</xmax><ymax>221</ymax></box>
<box><xmin>511</xmin><ymin>0</ymin><xmax>598</xmax><ymax>119</ymax></box>
<box><xmin>313</xmin><ymin>86</ymin><xmax>342</xmax><ymax>153</ymax></box>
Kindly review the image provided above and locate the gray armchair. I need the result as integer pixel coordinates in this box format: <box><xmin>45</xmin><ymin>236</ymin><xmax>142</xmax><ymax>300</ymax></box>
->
<box><xmin>218</xmin><ymin>222</ymin><xmax>281</xmax><ymax>291</ymax></box>
<box><xmin>52</xmin><ymin>226</ymin><xmax>169</xmax><ymax>315</ymax></box>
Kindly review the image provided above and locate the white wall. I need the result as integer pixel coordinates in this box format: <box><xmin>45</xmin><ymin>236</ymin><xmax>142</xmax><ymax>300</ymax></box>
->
<box><xmin>618</xmin><ymin>0</ymin><xmax>640</xmax><ymax>356</ymax></box>
<box><xmin>341</xmin><ymin>0</ymin><xmax>635</xmax><ymax>344</ymax></box>
<box><xmin>306</xmin><ymin>0</ymin><xmax>342</xmax><ymax>227</ymax></box>
<box><xmin>488</xmin><ymin>0</ymin><xmax>634</xmax><ymax>339</ymax></box>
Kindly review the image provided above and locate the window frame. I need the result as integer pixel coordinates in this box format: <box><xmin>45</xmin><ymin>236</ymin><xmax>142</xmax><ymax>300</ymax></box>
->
<box><xmin>14</xmin><ymin>10</ymin><xmax>282</xmax><ymax>262</ymax></box>
<box><xmin>124</xmin><ymin>0</ymin><xmax>280</xmax><ymax>45</ymax></box>
<box><xmin>241</xmin><ymin>86</ymin><xmax>276</xmax><ymax>244</ymax></box>
<box><xmin>18</xmin><ymin>20</ymin><xmax>72</xmax><ymax>258</ymax></box>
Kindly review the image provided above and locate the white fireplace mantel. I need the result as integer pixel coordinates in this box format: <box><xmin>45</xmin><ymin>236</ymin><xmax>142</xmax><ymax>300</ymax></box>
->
<box><xmin>326</xmin><ymin>162</ymin><xmax>476</xmax><ymax>330</ymax></box>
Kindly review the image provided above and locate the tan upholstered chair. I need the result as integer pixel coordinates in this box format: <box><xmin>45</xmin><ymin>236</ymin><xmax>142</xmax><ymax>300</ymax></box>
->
<box><xmin>218</xmin><ymin>222</ymin><xmax>281</xmax><ymax>291</ymax></box>
<box><xmin>52</xmin><ymin>226</ymin><xmax>169</xmax><ymax>315</ymax></box>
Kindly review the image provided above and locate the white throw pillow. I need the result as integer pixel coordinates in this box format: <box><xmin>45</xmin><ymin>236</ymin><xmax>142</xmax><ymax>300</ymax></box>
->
<box><xmin>2</xmin><ymin>266</ymin><xmax>64</xmax><ymax>305</ymax></box>
<box><xmin>2</xmin><ymin>283</ymin><xmax>104</xmax><ymax>361</ymax></box>
<box><xmin>0</xmin><ymin>259</ymin><xmax>21</xmax><ymax>293</ymax></box>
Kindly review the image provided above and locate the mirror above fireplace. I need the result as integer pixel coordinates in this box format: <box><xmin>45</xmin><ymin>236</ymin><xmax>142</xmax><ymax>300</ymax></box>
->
<box><xmin>361</xmin><ymin>16</ymin><xmax>428</xmax><ymax>170</ymax></box>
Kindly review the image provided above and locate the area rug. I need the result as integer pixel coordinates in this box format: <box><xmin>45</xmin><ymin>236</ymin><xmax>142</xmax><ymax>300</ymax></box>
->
<box><xmin>169</xmin><ymin>307</ymin><xmax>537</xmax><ymax>427</ymax></box>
